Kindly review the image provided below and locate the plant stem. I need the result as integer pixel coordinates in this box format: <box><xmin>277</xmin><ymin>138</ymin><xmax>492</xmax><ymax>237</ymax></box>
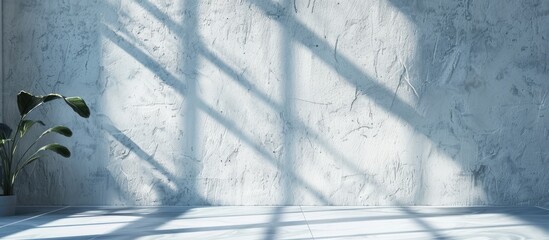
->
<box><xmin>1</xmin><ymin>144</ymin><xmax>10</xmax><ymax>194</ymax></box>
<box><xmin>1</xmin><ymin>134</ymin><xmax>12</xmax><ymax>195</ymax></box>
<box><xmin>6</xmin><ymin>115</ymin><xmax>25</xmax><ymax>195</ymax></box>
<box><xmin>16</xmin><ymin>134</ymin><xmax>43</xmax><ymax>172</ymax></box>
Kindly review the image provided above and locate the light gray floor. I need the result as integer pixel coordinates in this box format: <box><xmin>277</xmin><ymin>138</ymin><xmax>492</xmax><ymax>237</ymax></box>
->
<box><xmin>0</xmin><ymin>206</ymin><xmax>548</xmax><ymax>239</ymax></box>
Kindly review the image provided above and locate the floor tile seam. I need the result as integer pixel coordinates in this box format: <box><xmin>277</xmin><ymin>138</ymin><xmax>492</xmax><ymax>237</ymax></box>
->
<box><xmin>0</xmin><ymin>206</ymin><xmax>71</xmax><ymax>229</ymax></box>
<box><xmin>536</xmin><ymin>206</ymin><xmax>549</xmax><ymax>212</ymax></box>
<box><xmin>300</xmin><ymin>205</ymin><xmax>315</xmax><ymax>240</ymax></box>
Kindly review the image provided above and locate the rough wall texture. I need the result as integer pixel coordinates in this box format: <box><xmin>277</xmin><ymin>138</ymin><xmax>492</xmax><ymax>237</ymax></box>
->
<box><xmin>2</xmin><ymin>0</ymin><xmax>549</xmax><ymax>206</ymax></box>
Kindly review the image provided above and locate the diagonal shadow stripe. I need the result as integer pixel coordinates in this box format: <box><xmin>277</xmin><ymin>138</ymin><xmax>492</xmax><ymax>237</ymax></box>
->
<box><xmin>101</xmin><ymin>23</ymin><xmax>187</xmax><ymax>93</ymax></box>
<box><xmin>98</xmin><ymin>1</ymin><xmax>544</xmax><ymax>238</ymax></box>
<box><xmin>101</xmin><ymin>17</ymin><xmax>332</xmax><ymax>205</ymax></box>
<box><xmin>247</xmin><ymin>0</ymin><xmax>426</xmax><ymax>134</ymax></box>
<box><xmin>200</xmin><ymin>47</ymin><xmax>283</xmax><ymax>110</ymax></box>
<box><xmin>130</xmin><ymin>0</ymin><xmax>448</xmax><ymax>183</ymax></box>
<box><xmin>103</xmin><ymin>0</ymin><xmax>454</xmax><ymax>214</ymax></box>
<box><xmin>99</xmin><ymin>115</ymin><xmax>180</xmax><ymax>192</ymax></box>
<box><xmin>195</xmin><ymin>99</ymin><xmax>332</xmax><ymax>205</ymax></box>
<box><xmin>128</xmin><ymin>0</ymin><xmax>428</xmax><ymax>181</ymax></box>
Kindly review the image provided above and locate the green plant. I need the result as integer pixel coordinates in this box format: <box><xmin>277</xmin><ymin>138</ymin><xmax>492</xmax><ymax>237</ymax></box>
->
<box><xmin>0</xmin><ymin>91</ymin><xmax>90</xmax><ymax>196</ymax></box>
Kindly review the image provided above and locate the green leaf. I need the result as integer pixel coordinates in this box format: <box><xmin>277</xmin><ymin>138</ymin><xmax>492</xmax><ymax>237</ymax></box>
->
<box><xmin>17</xmin><ymin>91</ymin><xmax>47</xmax><ymax>116</ymax></box>
<box><xmin>17</xmin><ymin>91</ymin><xmax>91</xmax><ymax>118</ymax></box>
<box><xmin>64</xmin><ymin>97</ymin><xmax>91</xmax><ymax>118</ymax></box>
<box><xmin>0</xmin><ymin>123</ymin><xmax>12</xmax><ymax>139</ymax></box>
<box><xmin>43</xmin><ymin>93</ymin><xmax>64</xmax><ymax>102</ymax></box>
<box><xmin>19</xmin><ymin>120</ymin><xmax>45</xmax><ymax>137</ymax></box>
<box><xmin>17</xmin><ymin>91</ymin><xmax>64</xmax><ymax>116</ymax></box>
<box><xmin>41</xmin><ymin>126</ymin><xmax>73</xmax><ymax>138</ymax></box>
<box><xmin>38</xmin><ymin>143</ymin><xmax>71</xmax><ymax>158</ymax></box>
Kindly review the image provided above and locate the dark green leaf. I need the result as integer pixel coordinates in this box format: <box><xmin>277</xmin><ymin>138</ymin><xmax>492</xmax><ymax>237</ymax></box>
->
<box><xmin>0</xmin><ymin>123</ymin><xmax>12</xmax><ymax>139</ymax></box>
<box><xmin>17</xmin><ymin>91</ymin><xmax>90</xmax><ymax>118</ymax></box>
<box><xmin>64</xmin><ymin>97</ymin><xmax>91</xmax><ymax>118</ymax></box>
<box><xmin>43</xmin><ymin>94</ymin><xmax>64</xmax><ymax>102</ymax></box>
<box><xmin>41</xmin><ymin>126</ymin><xmax>73</xmax><ymax>138</ymax></box>
<box><xmin>17</xmin><ymin>91</ymin><xmax>45</xmax><ymax>116</ymax></box>
<box><xmin>19</xmin><ymin>120</ymin><xmax>45</xmax><ymax>137</ymax></box>
<box><xmin>17</xmin><ymin>91</ymin><xmax>64</xmax><ymax>116</ymax></box>
<box><xmin>38</xmin><ymin>143</ymin><xmax>71</xmax><ymax>158</ymax></box>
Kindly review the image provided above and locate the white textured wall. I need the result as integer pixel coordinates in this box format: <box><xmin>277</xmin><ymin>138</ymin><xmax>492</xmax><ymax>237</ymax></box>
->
<box><xmin>2</xmin><ymin>0</ymin><xmax>549</xmax><ymax>206</ymax></box>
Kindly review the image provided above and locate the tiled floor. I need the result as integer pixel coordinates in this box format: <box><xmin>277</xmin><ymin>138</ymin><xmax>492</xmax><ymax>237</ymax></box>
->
<box><xmin>0</xmin><ymin>206</ymin><xmax>548</xmax><ymax>239</ymax></box>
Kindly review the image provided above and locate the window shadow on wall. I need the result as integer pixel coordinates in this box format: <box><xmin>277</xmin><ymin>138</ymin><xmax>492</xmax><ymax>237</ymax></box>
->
<box><xmin>386</xmin><ymin>0</ymin><xmax>549</xmax><ymax>231</ymax></box>
<box><xmin>4</xmin><ymin>0</ymin><xmax>549</xmax><ymax>238</ymax></box>
<box><xmin>99</xmin><ymin>0</ymin><xmax>549</xmax><ymax>237</ymax></box>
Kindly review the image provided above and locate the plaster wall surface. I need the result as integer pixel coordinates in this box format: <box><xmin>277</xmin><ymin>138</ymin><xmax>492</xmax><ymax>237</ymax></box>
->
<box><xmin>2</xmin><ymin>0</ymin><xmax>549</xmax><ymax>206</ymax></box>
